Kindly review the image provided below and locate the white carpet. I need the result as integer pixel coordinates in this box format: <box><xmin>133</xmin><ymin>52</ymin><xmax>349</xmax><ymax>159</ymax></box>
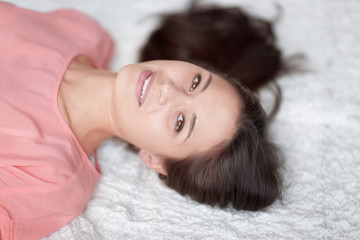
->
<box><xmin>10</xmin><ymin>0</ymin><xmax>360</xmax><ymax>239</ymax></box>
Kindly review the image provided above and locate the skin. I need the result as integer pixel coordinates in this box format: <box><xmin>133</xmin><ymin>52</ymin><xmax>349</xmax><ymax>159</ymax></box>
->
<box><xmin>59</xmin><ymin>57</ymin><xmax>241</xmax><ymax>175</ymax></box>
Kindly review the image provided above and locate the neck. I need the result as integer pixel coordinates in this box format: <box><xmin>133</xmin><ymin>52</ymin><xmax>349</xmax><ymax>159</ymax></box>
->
<box><xmin>58</xmin><ymin>56</ymin><xmax>117</xmax><ymax>156</ymax></box>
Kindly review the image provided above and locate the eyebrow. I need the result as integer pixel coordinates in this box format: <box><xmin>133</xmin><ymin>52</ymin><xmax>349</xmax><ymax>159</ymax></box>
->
<box><xmin>184</xmin><ymin>113</ymin><xmax>196</xmax><ymax>142</ymax></box>
<box><xmin>201</xmin><ymin>73</ymin><xmax>213</xmax><ymax>92</ymax></box>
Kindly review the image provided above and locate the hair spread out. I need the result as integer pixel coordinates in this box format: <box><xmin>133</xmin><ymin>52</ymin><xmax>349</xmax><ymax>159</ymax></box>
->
<box><xmin>138</xmin><ymin>1</ymin><xmax>286</xmax><ymax>211</ymax></box>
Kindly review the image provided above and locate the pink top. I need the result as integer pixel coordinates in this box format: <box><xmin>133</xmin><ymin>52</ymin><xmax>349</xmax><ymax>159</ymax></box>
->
<box><xmin>0</xmin><ymin>3</ymin><xmax>114</xmax><ymax>239</ymax></box>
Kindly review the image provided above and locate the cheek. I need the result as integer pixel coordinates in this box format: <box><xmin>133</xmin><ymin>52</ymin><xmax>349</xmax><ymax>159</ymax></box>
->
<box><xmin>127</xmin><ymin>113</ymin><xmax>169</xmax><ymax>152</ymax></box>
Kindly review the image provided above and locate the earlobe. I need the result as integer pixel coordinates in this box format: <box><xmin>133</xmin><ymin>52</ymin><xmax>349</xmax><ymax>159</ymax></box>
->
<box><xmin>138</xmin><ymin>150</ymin><xmax>167</xmax><ymax>176</ymax></box>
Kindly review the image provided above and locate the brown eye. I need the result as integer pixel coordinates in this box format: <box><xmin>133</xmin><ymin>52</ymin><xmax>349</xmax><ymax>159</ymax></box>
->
<box><xmin>176</xmin><ymin>114</ymin><xmax>185</xmax><ymax>133</ymax></box>
<box><xmin>189</xmin><ymin>75</ymin><xmax>201</xmax><ymax>91</ymax></box>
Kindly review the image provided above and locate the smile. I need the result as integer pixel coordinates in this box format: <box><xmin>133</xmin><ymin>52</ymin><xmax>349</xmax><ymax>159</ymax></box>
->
<box><xmin>136</xmin><ymin>70</ymin><xmax>155</xmax><ymax>106</ymax></box>
<box><xmin>141</xmin><ymin>74</ymin><xmax>152</xmax><ymax>103</ymax></box>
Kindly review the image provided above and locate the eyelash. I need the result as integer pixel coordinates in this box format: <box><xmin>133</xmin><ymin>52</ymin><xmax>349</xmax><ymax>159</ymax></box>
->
<box><xmin>189</xmin><ymin>74</ymin><xmax>201</xmax><ymax>91</ymax></box>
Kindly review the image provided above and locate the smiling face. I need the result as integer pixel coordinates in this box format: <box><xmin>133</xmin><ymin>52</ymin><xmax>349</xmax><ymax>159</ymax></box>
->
<box><xmin>112</xmin><ymin>60</ymin><xmax>240</xmax><ymax>173</ymax></box>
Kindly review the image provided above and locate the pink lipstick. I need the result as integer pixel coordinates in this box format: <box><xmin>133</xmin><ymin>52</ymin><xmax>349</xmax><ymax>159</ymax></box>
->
<box><xmin>136</xmin><ymin>70</ymin><xmax>155</xmax><ymax>106</ymax></box>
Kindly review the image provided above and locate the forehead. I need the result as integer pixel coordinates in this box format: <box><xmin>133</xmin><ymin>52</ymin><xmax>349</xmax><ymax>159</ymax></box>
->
<box><xmin>184</xmin><ymin>73</ymin><xmax>241</xmax><ymax>155</ymax></box>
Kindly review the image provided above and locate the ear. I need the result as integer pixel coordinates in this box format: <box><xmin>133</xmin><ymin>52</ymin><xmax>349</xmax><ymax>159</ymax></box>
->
<box><xmin>138</xmin><ymin>149</ymin><xmax>167</xmax><ymax>176</ymax></box>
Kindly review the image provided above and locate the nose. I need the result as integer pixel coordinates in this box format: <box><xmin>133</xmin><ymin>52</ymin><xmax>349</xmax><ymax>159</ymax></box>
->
<box><xmin>158</xmin><ymin>82</ymin><xmax>173</xmax><ymax>105</ymax></box>
<box><xmin>157</xmin><ymin>81</ymin><xmax>186</xmax><ymax>105</ymax></box>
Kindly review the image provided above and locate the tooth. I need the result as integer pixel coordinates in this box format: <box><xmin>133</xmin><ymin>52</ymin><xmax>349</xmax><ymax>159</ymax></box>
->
<box><xmin>140</xmin><ymin>74</ymin><xmax>152</xmax><ymax>103</ymax></box>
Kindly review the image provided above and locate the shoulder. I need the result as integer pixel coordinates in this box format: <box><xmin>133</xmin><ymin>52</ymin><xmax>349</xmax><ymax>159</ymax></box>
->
<box><xmin>0</xmin><ymin>2</ymin><xmax>95</xmax><ymax>25</ymax></box>
<box><xmin>46</xmin><ymin>8</ymin><xmax>111</xmax><ymax>39</ymax></box>
<box><xmin>46</xmin><ymin>9</ymin><xmax>115</xmax><ymax>68</ymax></box>
<box><xmin>0</xmin><ymin>4</ymin><xmax>114</xmax><ymax>68</ymax></box>
<box><xmin>49</xmin><ymin>8</ymin><xmax>99</xmax><ymax>26</ymax></box>
<box><xmin>0</xmin><ymin>2</ymin><xmax>26</xmax><ymax>24</ymax></box>
<box><xmin>0</xmin><ymin>3</ymin><xmax>109</xmax><ymax>40</ymax></box>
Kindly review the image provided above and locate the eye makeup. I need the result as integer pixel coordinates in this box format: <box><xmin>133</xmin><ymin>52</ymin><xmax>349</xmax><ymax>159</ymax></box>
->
<box><xmin>173</xmin><ymin>72</ymin><xmax>213</xmax><ymax>138</ymax></box>
<box><xmin>175</xmin><ymin>113</ymin><xmax>185</xmax><ymax>133</ymax></box>
<box><xmin>189</xmin><ymin>74</ymin><xmax>201</xmax><ymax>91</ymax></box>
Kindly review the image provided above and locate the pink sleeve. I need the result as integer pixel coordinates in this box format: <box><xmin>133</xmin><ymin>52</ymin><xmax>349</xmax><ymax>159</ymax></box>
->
<box><xmin>99</xmin><ymin>30</ymin><xmax>114</xmax><ymax>69</ymax></box>
<box><xmin>0</xmin><ymin>2</ymin><xmax>25</xmax><ymax>24</ymax></box>
<box><xmin>0</xmin><ymin>205</ymin><xmax>15</xmax><ymax>240</ymax></box>
<box><xmin>0</xmin><ymin>3</ymin><xmax>115</xmax><ymax>70</ymax></box>
<box><xmin>48</xmin><ymin>9</ymin><xmax>115</xmax><ymax>69</ymax></box>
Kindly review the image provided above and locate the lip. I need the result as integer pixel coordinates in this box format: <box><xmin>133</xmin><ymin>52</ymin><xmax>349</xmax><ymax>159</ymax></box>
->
<box><xmin>136</xmin><ymin>70</ymin><xmax>155</xmax><ymax>107</ymax></box>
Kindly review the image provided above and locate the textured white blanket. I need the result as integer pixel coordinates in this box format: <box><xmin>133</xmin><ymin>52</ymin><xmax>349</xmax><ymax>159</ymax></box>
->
<box><xmin>11</xmin><ymin>0</ymin><xmax>360</xmax><ymax>239</ymax></box>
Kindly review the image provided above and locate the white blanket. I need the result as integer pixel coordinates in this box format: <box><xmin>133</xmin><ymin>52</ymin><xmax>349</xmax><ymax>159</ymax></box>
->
<box><xmin>11</xmin><ymin>0</ymin><xmax>360</xmax><ymax>239</ymax></box>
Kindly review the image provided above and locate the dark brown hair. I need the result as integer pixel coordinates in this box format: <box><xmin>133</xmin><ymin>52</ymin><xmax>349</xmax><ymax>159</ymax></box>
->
<box><xmin>138</xmin><ymin>2</ymin><xmax>284</xmax><ymax>211</ymax></box>
<box><xmin>139</xmin><ymin>2</ymin><xmax>283</xmax><ymax>91</ymax></box>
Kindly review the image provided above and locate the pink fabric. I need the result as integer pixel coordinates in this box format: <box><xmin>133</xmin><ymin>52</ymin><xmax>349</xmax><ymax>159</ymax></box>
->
<box><xmin>0</xmin><ymin>2</ymin><xmax>114</xmax><ymax>239</ymax></box>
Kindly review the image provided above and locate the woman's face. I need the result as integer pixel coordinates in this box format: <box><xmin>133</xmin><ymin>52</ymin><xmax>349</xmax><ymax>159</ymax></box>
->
<box><xmin>112</xmin><ymin>60</ymin><xmax>240</xmax><ymax>166</ymax></box>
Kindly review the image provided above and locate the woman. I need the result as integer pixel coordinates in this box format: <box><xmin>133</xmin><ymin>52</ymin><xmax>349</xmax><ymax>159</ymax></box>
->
<box><xmin>0</xmin><ymin>1</ymin><xmax>284</xmax><ymax>239</ymax></box>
